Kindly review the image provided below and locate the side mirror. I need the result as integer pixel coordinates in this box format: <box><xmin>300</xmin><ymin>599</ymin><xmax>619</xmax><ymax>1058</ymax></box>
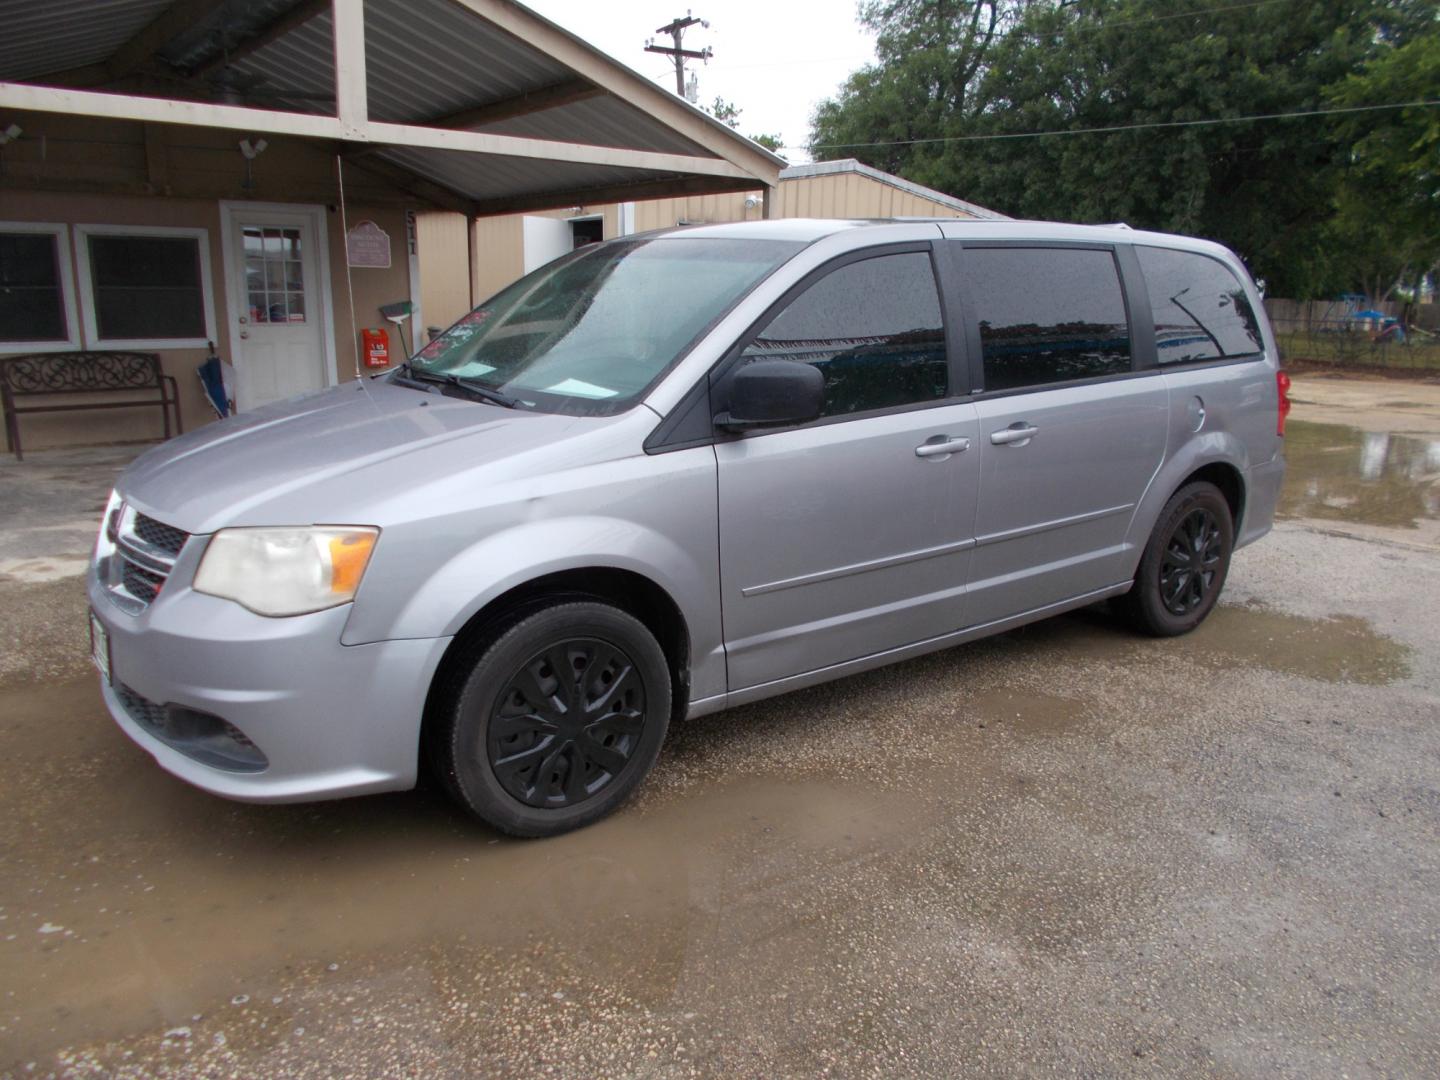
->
<box><xmin>715</xmin><ymin>359</ymin><xmax>824</xmax><ymax>431</ymax></box>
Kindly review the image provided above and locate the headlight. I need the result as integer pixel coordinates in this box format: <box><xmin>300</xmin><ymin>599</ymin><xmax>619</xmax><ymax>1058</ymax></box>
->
<box><xmin>193</xmin><ymin>527</ymin><xmax>379</xmax><ymax>617</ymax></box>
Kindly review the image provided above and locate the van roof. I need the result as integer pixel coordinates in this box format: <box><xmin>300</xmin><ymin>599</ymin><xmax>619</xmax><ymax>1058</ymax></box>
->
<box><xmin>658</xmin><ymin>217</ymin><xmax>1240</xmax><ymax>261</ymax></box>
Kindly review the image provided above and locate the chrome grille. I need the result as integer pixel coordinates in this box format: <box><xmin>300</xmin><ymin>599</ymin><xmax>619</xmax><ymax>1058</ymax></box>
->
<box><xmin>93</xmin><ymin>495</ymin><xmax>187</xmax><ymax>615</ymax></box>
<box><xmin>133</xmin><ymin>514</ymin><xmax>188</xmax><ymax>556</ymax></box>
<box><xmin>122</xmin><ymin>561</ymin><xmax>165</xmax><ymax>604</ymax></box>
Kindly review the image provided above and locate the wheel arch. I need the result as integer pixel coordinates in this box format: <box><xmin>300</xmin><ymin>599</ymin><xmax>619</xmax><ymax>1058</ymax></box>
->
<box><xmin>420</xmin><ymin>566</ymin><xmax>693</xmax><ymax>768</ymax></box>
<box><xmin>1180</xmin><ymin>461</ymin><xmax>1246</xmax><ymax>533</ymax></box>
<box><xmin>1126</xmin><ymin>441</ymin><xmax>1249</xmax><ymax>580</ymax></box>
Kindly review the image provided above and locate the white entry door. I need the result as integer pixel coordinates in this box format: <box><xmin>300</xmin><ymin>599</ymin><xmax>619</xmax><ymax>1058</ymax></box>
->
<box><xmin>224</xmin><ymin>206</ymin><xmax>329</xmax><ymax>411</ymax></box>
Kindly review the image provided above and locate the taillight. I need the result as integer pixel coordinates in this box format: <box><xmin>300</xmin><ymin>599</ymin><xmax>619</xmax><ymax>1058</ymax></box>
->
<box><xmin>1276</xmin><ymin>370</ymin><xmax>1292</xmax><ymax>436</ymax></box>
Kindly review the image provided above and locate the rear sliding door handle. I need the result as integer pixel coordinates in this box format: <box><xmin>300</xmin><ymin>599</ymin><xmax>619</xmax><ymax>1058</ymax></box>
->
<box><xmin>990</xmin><ymin>424</ymin><xmax>1038</xmax><ymax>446</ymax></box>
<box><xmin>915</xmin><ymin>436</ymin><xmax>970</xmax><ymax>458</ymax></box>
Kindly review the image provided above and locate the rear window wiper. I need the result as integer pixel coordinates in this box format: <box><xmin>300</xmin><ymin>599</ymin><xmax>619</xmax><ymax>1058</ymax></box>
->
<box><xmin>395</xmin><ymin>363</ymin><xmax>522</xmax><ymax>409</ymax></box>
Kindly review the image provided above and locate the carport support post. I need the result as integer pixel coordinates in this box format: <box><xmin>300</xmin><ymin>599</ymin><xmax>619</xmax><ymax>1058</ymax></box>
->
<box><xmin>762</xmin><ymin>184</ymin><xmax>778</xmax><ymax>219</ymax></box>
<box><xmin>467</xmin><ymin>213</ymin><xmax>480</xmax><ymax>308</ymax></box>
<box><xmin>332</xmin><ymin>0</ymin><xmax>368</xmax><ymax>139</ymax></box>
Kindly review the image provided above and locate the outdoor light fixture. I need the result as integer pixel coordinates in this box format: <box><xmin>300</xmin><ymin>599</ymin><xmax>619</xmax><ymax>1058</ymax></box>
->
<box><xmin>0</xmin><ymin>123</ymin><xmax>20</xmax><ymax>177</ymax></box>
<box><xmin>238</xmin><ymin>137</ymin><xmax>268</xmax><ymax>190</ymax></box>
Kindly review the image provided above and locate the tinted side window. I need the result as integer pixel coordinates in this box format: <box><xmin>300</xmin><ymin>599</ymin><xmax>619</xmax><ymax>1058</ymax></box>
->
<box><xmin>1137</xmin><ymin>246</ymin><xmax>1262</xmax><ymax>363</ymax></box>
<box><xmin>741</xmin><ymin>251</ymin><xmax>947</xmax><ymax>417</ymax></box>
<box><xmin>962</xmin><ymin>248</ymin><xmax>1131</xmax><ymax>392</ymax></box>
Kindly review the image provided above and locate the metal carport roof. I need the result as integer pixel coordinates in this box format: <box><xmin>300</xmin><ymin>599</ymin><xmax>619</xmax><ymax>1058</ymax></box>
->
<box><xmin>0</xmin><ymin>0</ymin><xmax>784</xmax><ymax>215</ymax></box>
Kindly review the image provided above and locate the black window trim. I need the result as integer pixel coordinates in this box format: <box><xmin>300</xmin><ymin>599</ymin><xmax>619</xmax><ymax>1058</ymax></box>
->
<box><xmin>645</xmin><ymin>240</ymin><xmax>972</xmax><ymax>453</ymax></box>
<box><xmin>947</xmin><ymin>239</ymin><xmax>1143</xmax><ymax>401</ymax></box>
<box><xmin>1132</xmin><ymin>243</ymin><xmax>1267</xmax><ymax>369</ymax></box>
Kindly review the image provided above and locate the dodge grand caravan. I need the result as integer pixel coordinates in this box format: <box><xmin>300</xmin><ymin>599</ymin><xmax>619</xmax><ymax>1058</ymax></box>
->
<box><xmin>89</xmin><ymin>219</ymin><xmax>1287</xmax><ymax>836</ymax></box>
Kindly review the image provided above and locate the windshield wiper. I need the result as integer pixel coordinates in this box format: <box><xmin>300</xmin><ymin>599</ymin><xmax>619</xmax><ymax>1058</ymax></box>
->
<box><xmin>443</xmin><ymin>374</ymin><xmax>521</xmax><ymax>409</ymax></box>
<box><xmin>395</xmin><ymin>364</ymin><xmax>521</xmax><ymax>409</ymax></box>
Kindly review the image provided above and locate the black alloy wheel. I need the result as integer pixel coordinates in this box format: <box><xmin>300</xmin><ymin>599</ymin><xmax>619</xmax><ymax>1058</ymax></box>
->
<box><xmin>1159</xmin><ymin>507</ymin><xmax>1225</xmax><ymax>617</ymax></box>
<box><xmin>1120</xmin><ymin>480</ymin><xmax>1234</xmax><ymax>637</ymax></box>
<box><xmin>431</xmin><ymin>601</ymin><xmax>671</xmax><ymax>837</ymax></box>
<box><xmin>488</xmin><ymin>638</ymin><xmax>647</xmax><ymax>809</ymax></box>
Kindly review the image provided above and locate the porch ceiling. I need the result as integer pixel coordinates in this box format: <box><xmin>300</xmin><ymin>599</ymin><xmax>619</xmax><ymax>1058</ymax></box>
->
<box><xmin>0</xmin><ymin>0</ymin><xmax>783</xmax><ymax>215</ymax></box>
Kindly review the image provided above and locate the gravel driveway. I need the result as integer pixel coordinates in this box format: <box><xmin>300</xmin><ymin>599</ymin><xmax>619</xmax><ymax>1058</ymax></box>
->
<box><xmin>1</xmin><ymin>375</ymin><xmax>1437</xmax><ymax>1078</ymax></box>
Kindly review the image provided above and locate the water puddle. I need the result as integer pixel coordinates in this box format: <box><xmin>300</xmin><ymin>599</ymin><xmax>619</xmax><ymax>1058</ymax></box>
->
<box><xmin>1181</xmin><ymin>604</ymin><xmax>1408</xmax><ymax>685</ymax></box>
<box><xmin>0</xmin><ymin>678</ymin><xmax>927</xmax><ymax>1063</ymax></box>
<box><xmin>1280</xmin><ymin>419</ymin><xmax>1440</xmax><ymax>528</ymax></box>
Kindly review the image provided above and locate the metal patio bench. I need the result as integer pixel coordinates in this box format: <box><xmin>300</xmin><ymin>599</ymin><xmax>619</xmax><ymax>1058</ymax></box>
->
<box><xmin>1</xmin><ymin>351</ymin><xmax>182</xmax><ymax>461</ymax></box>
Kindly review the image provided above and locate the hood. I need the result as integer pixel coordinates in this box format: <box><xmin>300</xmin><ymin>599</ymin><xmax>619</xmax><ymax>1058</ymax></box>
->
<box><xmin>117</xmin><ymin>380</ymin><xmax>616</xmax><ymax>534</ymax></box>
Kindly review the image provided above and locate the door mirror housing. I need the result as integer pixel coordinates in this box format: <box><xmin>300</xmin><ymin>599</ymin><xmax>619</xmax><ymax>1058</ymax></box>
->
<box><xmin>716</xmin><ymin>359</ymin><xmax>824</xmax><ymax>431</ymax></box>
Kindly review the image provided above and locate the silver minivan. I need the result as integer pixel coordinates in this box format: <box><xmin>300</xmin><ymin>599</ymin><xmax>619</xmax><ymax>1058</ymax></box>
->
<box><xmin>89</xmin><ymin>219</ymin><xmax>1288</xmax><ymax>835</ymax></box>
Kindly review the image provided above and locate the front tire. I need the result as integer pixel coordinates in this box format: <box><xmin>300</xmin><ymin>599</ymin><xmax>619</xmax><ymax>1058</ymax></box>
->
<box><xmin>432</xmin><ymin>601</ymin><xmax>671</xmax><ymax>837</ymax></box>
<box><xmin>1120</xmin><ymin>481</ymin><xmax>1234</xmax><ymax>637</ymax></box>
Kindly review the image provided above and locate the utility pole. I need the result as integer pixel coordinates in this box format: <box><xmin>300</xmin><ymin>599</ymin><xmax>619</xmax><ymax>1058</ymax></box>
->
<box><xmin>645</xmin><ymin>12</ymin><xmax>711</xmax><ymax>99</ymax></box>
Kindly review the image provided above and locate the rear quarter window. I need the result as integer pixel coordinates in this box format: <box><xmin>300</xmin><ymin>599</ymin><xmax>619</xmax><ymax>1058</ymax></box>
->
<box><xmin>1137</xmin><ymin>246</ymin><xmax>1262</xmax><ymax>364</ymax></box>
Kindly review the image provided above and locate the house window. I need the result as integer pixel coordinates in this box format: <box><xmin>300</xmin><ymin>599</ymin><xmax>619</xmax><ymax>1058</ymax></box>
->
<box><xmin>0</xmin><ymin>223</ymin><xmax>79</xmax><ymax>351</ymax></box>
<box><xmin>76</xmin><ymin>226</ymin><xmax>216</xmax><ymax>348</ymax></box>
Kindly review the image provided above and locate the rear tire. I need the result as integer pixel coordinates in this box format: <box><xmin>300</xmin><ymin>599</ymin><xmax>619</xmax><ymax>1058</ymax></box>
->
<box><xmin>431</xmin><ymin>601</ymin><xmax>671</xmax><ymax>837</ymax></box>
<box><xmin>1120</xmin><ymin>481</ymin><xmax>1233</xmax><ymax>637</ymax></box>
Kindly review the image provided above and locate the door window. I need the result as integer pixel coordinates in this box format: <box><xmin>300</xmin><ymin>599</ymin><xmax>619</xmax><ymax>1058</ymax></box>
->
<box><xmin>1137</xmin><ymin>246</ymin><xmax>1261</xmax><ymax>363</ymax></box>
<box><xmin>243</xmin><ymin>227</ymin><xmax>306</xmax><ymax>324</ymax></box>
<box><xmin>961</xmin><ymin>248</ymin><xmax>1131</xmax><ymax>392</ymax></box>
<box><xmin>740</xmin><ymin>251</ymin><xmax>948</xmax><ymax>417</ymax></box>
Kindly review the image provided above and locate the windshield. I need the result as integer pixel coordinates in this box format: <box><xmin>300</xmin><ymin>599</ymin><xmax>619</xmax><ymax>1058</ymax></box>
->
<box><xmin>406</xmin><ymin>236</ymin><xmax>801</xmax><ymax>414</ymax></box>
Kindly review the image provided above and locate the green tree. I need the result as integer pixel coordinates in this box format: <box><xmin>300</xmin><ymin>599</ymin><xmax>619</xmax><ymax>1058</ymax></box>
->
<box><xmin>811</xmin><ymin>0</ymin><xmax>1436</xmax><ymax>297</ymax></box>
<box><xmin>706</xmin><ymin>96</ymin><xmax>787</xmax><ymax>158</ymax></box>
<box><xmin>810</xmin><ymin>1</ymin><xmax>1024</xmax><ymax>179</ymax></box>
<box><xmin>1325</xmin><ymin>29</ymin><xmax>1440</xmax><ymax>300</ymax></box>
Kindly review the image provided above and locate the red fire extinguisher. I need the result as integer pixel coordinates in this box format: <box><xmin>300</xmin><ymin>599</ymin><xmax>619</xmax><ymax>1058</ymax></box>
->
<box><xmin>361</xmin><ymin>328</ymin><xmax>390</xmax><ymax>368</ymax></box>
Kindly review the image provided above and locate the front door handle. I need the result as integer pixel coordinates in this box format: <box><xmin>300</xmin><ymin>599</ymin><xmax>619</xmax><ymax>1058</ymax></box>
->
<box><xmin>915</xmin><ymin>436</ymin><xmax>970</xmax><ymax>458</ymax></box>
<box><xmin>990</xmin><ymin>423</ymin><xmax>1038</xmax><ymax>446</ymax></box>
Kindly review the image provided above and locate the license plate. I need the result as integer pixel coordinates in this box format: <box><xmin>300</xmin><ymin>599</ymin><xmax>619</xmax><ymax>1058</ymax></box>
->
<box><xmin>89</xmin><ymin>611</ymin><xmax>112</xmax><ymax>684</ymax></box>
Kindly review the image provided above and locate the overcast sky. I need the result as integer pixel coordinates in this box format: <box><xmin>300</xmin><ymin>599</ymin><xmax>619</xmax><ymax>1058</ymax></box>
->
<box><xmin>524</xmin><ymin>1</ymin><xmax>877</xmax><ymax>162</ymax></box>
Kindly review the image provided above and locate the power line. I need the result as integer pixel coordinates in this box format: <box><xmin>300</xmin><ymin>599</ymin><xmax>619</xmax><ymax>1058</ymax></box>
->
<box><xmin>719</xmin><ymin>0</ymin><xmax>1305</xmax><ymax>72</ymax></box>
<box><xmin>804</xmin><ymin>99</ymin><xmax>1440</xmax><ymax>151</ymax></box>
<box><xmin>1018</xmin><ymin>0</ymin><xmax>1304</xmax><ymax>35</ymax></box>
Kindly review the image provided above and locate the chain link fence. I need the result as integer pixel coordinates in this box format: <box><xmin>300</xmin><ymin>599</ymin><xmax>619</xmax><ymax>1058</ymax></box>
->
<box><xmin>1266</xmin><ymin>300</ymin><xmax>1440</xmax><ymax>373</ymax></box>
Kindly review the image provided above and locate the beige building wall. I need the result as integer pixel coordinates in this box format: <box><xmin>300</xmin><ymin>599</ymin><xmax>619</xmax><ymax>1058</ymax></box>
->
<box><xmin>420</xmin><ymin>168</ymin><xmax>987</xmax><ymax>320</ymax></box>
<box><xmin>415</xmin><ymin>211</ymin><xmax>472</xmax><ymax>335</ymax></box>
<box><xmin>457</xmin><ymin>203</ymin><xmax>623</xmax><ymax>310</ymax></box>
<box><xmin>1</xmin><ymin>109</ymin><xmax>419</xmax><ymax>450</ymax></box>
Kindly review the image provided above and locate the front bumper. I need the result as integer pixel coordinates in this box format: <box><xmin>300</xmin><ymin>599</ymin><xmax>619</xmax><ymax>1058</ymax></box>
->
<box><xmin>88</xmin><ymin>572</ymin><xmax>451</xmax><ymax>803</ymax></box>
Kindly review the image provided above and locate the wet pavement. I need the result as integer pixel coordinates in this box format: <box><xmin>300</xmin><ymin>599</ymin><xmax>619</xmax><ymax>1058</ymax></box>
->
<box><xmin>1</xmin><ymin>378</ymin><xmax>1439</xmax><ymax>1078</ymax></box>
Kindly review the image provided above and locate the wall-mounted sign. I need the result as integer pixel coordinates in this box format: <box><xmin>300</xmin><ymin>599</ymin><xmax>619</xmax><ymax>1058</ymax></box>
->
<box><xmin>346</xmin><ymin>220</ymin><xmax>391</xmax><ymax>268</ymax></box>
